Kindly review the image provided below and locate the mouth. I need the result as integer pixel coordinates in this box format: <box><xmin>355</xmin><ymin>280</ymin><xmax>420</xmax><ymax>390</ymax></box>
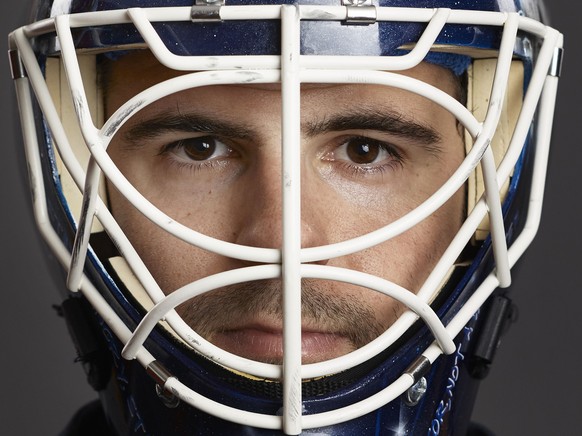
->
<box><xmin>211</xmin><ymin>323</ymin><xmax>355</xmax><ymax>365</ymax></box>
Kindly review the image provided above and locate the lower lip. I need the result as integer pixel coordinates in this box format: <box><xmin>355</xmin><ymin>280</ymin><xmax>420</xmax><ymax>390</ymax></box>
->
<box><xmin>212</xmin><ymin>328</ymin><xmax>353</xmax><ymax>364</ymax></box>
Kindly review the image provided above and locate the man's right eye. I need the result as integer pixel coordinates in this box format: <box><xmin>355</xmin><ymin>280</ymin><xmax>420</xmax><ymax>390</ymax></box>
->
<box><xmin>161</xmin><ymin>136</ymin><xmax>234</xmax><ymax>163</ymax></box>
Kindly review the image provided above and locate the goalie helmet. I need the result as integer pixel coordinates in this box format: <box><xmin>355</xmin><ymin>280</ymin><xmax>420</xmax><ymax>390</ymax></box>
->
<box><xmin>8</xmin><ymin>0</ymin><xmax>563</xmax><ymax>434</ymax></box>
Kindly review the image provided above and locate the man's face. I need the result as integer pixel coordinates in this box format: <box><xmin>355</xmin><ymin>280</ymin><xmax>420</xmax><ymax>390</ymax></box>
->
<box><xmin>105</xmin><ymin>52</ymin><xmax>465</xmax><ymax>365</ymax></box>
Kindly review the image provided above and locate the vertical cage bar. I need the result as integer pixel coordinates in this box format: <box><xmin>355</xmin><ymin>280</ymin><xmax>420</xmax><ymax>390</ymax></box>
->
<box><xmin>280</xmin><ymin>4</ymin><xmax>303</xmax><ymax>435</ymax></box>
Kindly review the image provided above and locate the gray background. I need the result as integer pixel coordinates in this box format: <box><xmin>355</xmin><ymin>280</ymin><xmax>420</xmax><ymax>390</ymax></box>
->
<box><xmin>1</xmin><ymin>2</ymin><xmax>580</xmax><ymax>435</ymax></box>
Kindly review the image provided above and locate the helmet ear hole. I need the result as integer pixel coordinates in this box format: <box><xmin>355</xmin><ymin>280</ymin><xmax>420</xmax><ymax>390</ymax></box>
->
<box><xmin>465</xmin><ymin>59</ymin><xmax>524</xmax><ymax>242</ymax></box>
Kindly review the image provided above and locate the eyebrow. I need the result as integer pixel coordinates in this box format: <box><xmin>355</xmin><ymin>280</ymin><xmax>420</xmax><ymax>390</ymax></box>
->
<box><xmin>122</xmin><ymin>107</ymin><xmax>443</xmax><ymax>153</ymax></box>
<box><xmin>122</xmin><ymin>113</ymin><xmax>253</xmax><ymax>146</ymax></box>
<box><xmin>304</xmin><ymin>107</ymin><xmax>442</xmax><ymax>148</ymax></box>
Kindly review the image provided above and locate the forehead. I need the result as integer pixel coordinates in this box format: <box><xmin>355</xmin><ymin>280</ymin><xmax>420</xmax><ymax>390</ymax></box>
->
<box><xmin>102</xmin><ymin>50</ymin><xmax>463</xmax><ymax>107</ymax></box>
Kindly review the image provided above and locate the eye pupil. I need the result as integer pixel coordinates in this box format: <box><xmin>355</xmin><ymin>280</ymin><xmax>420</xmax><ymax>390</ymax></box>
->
<box><xmin>183</xmin><ymin>137</ymin><xmax>216</xmax><ymax>161</ymax></box>
<box><xmin>346</xmin><ymin>138</ymin><xmax>380</xmax><ymax>164</ymax></box>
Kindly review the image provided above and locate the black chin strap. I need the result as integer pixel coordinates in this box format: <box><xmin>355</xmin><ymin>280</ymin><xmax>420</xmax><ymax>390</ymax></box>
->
<box><xmin>467</xmin><ymin>293</ymin><xmax>518</xmax><ymax>379</ymax></box>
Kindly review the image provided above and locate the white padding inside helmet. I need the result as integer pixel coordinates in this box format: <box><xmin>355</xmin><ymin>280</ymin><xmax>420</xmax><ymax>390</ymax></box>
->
<box><xmin>466</xmin><ymin>59</ymin><xmax>524</xmax><ymax>241</ymax></box>
<box><xmin>46</xmin><ymin>55</ymin><xmax>106</xmax><ymax>232</ymax></box>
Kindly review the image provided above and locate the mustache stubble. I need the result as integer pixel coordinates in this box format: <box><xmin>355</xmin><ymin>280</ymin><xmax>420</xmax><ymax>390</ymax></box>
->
<box><xmin>177</xmin><ymin>279</ymin><xmax>392</xmax><ymax>352</ymax></box>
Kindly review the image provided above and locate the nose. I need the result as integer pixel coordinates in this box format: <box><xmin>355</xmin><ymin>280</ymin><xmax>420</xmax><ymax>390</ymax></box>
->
<box><xmin>232</xmin><ymin>162</ymin><xmax>329</xmax><ymax>264</ymax></box>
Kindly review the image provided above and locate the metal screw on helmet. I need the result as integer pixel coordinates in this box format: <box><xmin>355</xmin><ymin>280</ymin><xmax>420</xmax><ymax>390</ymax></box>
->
<box><xmin>342</xmin><ymin>0</ymin><xmax>376</xmax><ymax>24</ymax></box>
<box><xmin>155</xmin><ymin>384</ymin><xmax>181</xmax><ymax>409</ymax></box>
<box><xmin>342</xmin><ymin>0</ymin><xmax>372</xmax><ymax>6</ymax></box>
<box><xmin>405</xmin><ymin>377</ymin><xmax>428</xmax><ymax>406</ymax></box>
<box><xmin>192</xmin><ymin>0</ymin><xmax>225</xmax><ymax>22</ymax></box>
<box><xmin>148</xmin><ymin>361</ymin><xmax>181</xmax><ymax>408</ymax></box>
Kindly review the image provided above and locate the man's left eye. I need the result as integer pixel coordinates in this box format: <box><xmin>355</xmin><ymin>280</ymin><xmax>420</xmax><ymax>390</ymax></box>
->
<box><xmin>336</xmin><ymin>137</ymin><xmax>400</xmax><ymax>166</ymax></box>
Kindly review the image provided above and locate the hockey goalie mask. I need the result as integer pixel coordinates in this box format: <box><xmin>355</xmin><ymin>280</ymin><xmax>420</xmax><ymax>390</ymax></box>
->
<box><xmin>8</xmin><ymin>0</ymin><xmax>563</xmax><ymax>434</ymax></box>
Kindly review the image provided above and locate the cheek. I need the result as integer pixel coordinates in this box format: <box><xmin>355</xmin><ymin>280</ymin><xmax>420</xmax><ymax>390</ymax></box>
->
<box><xmin>108</xmin><ymin>183</ymin><xmax>238</xmax><ymax>293</ymax></box>
<box><xmin>108</xmin><ymin>142</ymin><xmax>242</xmax><ymax>236</ymax></box>
<box><xmin>337</xmin><ymin>191</ymin><xmax>463</xmax><ymax>328</ymax></box>
<box><xmin>336</xmin><ymin>185</ymin><xmax>464</xmax><ymax>289</ymax></box>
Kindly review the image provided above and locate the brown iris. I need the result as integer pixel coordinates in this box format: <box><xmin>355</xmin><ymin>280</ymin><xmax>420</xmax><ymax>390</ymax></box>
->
<box><xmin>345</xmin><ymin>137</ymin><xmax>381</xmax><ymax>164</ymax></box>
<box><xmin>181</xmin><ymin>137</ymin><xmax>217</xmax><ymax>161</ymax></box>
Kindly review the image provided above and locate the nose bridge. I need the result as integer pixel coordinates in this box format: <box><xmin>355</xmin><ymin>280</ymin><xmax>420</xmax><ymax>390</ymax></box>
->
<box><xmin>234</xmin><ymin>155</ymin><xmax>284</xmax><ymax>249</ymax></box>
<box><xmin>257</xmin><ymin>166</ymin><xmax>286</xmax><ymax>249</ymax></box>
<box><xmin>233</xmin><ymin>155</ymin><xmax>327</xmax><ymax>253</ymax></box>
